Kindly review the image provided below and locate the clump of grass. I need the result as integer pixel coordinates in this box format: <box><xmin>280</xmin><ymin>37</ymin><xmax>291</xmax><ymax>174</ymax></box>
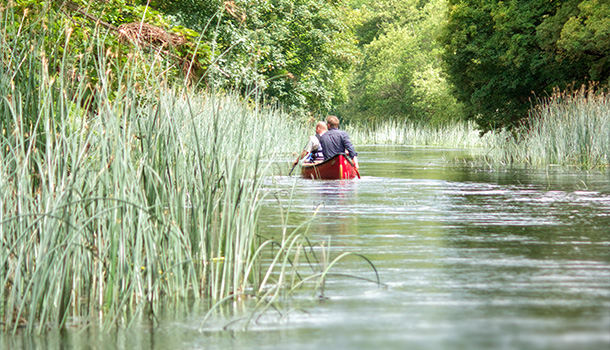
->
<box><xmin>486</xmin><ymin>86</ymin><xmax>610</xmax><ymax>169</ymax></box>
<box><xmin>346</xmin><ymin>119</ymin><xmax>493</xmax><ymax>148</ymax></box>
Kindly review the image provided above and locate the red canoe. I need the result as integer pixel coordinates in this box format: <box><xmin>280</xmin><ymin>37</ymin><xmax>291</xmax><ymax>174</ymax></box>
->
<box><xmin>300</xmin><ymin>153</ymin><xmax>359</xmax><ymax>180</ymax></box>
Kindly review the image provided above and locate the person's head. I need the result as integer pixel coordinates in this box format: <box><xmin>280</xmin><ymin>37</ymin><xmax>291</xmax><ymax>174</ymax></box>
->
<box><xmin>326</xmin><ymin>115</ymin><xmax>339</xmax><ymax>129</ymax></box>
<box><xmin>315</xmin><ymin>121</ymin><xmax>327</xmax><ymax>135</ymax></box>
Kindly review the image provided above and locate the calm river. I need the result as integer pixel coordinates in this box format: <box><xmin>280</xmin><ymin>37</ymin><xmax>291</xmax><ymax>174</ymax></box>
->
<box><xmin>3</xmin><ymin>145</ymin><xmax>610</xmax><ymax>350</ymax></box>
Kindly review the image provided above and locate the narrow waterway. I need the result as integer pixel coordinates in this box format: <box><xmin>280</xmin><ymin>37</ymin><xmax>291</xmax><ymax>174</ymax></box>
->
<box><xmin>4</xmin><ymin>145</ymin><xmax>610</xmax><ymax>350</ymax></box>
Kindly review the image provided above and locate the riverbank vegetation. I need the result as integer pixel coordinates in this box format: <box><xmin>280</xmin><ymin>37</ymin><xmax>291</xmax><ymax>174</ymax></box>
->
<box><xmin>346</xmin><ymin>93</ymin><xmax>609</xmax><ymax>170</ymax></box>
<box><xmin>346</xmin><ymin>120</ymin><xmax>494</xmax><ymax>149</ymax></box>
<box><xmin>1</xmin><ymin>2</ymin><xmax>381</xmax><ymax>333</ymax></box>
<box><xmin>4</xmin><ymin>0</ymin><xmax>605</xmax><ymax>137</ymax></box>
<box><xmin>343</xmin><ymin>0</ymin><xmax>608</xmax><ymax>168</ymax></box>
<box><xmin>486</xmin><ymin>87</ymin><xmax>610</xmax><ymax>169</ymax></box>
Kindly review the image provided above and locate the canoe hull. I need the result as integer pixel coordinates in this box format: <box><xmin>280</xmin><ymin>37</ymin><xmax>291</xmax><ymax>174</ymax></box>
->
<box><xmin>300</xmin><ymin>153</ymin><xmax>358</xmax><ymax>180</ymax></box>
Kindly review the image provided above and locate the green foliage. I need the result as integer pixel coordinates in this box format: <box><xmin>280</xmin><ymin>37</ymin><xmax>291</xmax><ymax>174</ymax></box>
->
<box><xmin>441</xmin><ymin>0</ymin><xmax>610</xmax><ymax>132</ymax></box>
<box><xmin>1</xmin><ymin>0</ymin><xmax>217</xmax><ymax>114</ymax></box>
<box><xmin>1</xmin><ymin>3</ymin><xmax>374</xmax><ymax>333</ymax></box>
<box><xmin>144</xmin><ymin>0</ymin><xmax>359</xmax><ymax>116</ymax></box>
<box><xmin>0</xmin><ymin>17</ymin><xmax>306</xmax><ymax>332</ymax></box>
<box><xmin>147</xmin><ymin>0</ymin><xmax>223</xmax><ymax>31</ymax></box>
<box><xmin>346</xmin><ymin>119</ymin><xmax>492</xmax><ymax>148</ymax></box>
<box><xmin>233</xmin><ymin>0</ymin><xmax>359</xmax><ymax>115</ymax></box>
<box><xmin>2</xmin><ymin>0</ymin><xmax>360</xmax><ymax>119</ymax></box>
<box><xmin>341</xmin><ymin>0</ymin><xmax>464</xmax><ymax>124</ymax></box>
<box><xmin>556</xmin><ymin>0</ymin><xmax>610</xmax><ymax>81</ymax></box>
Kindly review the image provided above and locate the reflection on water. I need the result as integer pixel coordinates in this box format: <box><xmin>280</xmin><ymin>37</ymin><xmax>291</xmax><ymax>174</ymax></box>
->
<box><xmin>3</xmin><ymin>146</ymin><xmax>609</xmax><ymax>350</ymax></box>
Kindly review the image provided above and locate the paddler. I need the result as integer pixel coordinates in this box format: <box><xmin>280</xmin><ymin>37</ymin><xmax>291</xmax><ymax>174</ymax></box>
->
<box><xmin>319</xmin><ymin>115</ymin><xmax>359</xmax><ymax>169</ymax></box>
<box><xmin>293</xmin><ymin>121</ymin><xmax>328</xmax><ymax>166</ymax></box>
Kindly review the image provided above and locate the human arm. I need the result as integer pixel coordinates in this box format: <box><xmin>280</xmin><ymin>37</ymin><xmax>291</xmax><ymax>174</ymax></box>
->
<box><xmin>293</xmin><ymin>136</ymin><xmax>317</xmax><ymax>165</ymax></box>
<box><xmin>341</xmin><ymin>132</ymin><xmax>357</xmax><ymax>159</ymax></box>
<box><xmin>293</xmin><ymin>150</ymin><xmax>309</xmax><ymax>166</ymax></box>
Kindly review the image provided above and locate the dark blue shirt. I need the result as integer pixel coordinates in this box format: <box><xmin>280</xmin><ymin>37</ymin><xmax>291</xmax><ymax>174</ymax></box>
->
<box><xmin>319</xmin><ymin>128</ymin><xmax>357</xmax><ymax>161</ymax></box>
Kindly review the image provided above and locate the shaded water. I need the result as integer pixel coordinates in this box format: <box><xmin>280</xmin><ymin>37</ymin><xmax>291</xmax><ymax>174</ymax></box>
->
<box><xmin>4</xmin><ymin>146</ymin><xmax>610</xmax><ymax>349</ymax></box>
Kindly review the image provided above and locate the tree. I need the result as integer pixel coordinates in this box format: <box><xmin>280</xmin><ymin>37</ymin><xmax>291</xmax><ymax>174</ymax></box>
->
<box><xmin>147</xmin><ymin>0</ymin><xmax>359</xmax><ymax>116</ymax></box>
<box><xmin>441</xmin><ymin>0</ymin><xmax>610</xmax><ymax>132</ymax></box>
<box><xmin>238</xmin><ymin>0</ymin><xmax>359</xmax><ymax>114</ymax></box>
<box><xmin>555</xmin><ymin>0</ymin><xmax>610</xmax><ymax>82</ymax></box>
<box><xmin>341</xmin><ymin>0</ymin><xmax>463</xmax><ymax>124</ymax></box>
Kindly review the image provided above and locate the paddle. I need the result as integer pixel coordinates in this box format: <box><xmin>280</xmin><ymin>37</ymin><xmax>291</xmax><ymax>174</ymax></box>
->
<box><xmin>288</xmin><ymin>162</ymin><xmax>298</xmax><ymax>176</ymax></box>
<box><xmin>355</xmin><ymin>167</ymin><xmax>361</xmax><ymax>179</ymax></box>
<box><xmin>289</xmin><ymin>143</ymin><xmax>309</xmax><ymax>176</ymax></box>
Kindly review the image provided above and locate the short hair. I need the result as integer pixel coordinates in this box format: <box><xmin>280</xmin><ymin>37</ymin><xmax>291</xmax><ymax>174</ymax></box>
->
<box><xmin>326</xmin><ymin>115</ymin><xmax>339</xmax><ymax>128</ymax></box>
<box><xmin>316</xmin><ymin>121</ymin><xmax>327</xmax><ymax>131</ymax></box>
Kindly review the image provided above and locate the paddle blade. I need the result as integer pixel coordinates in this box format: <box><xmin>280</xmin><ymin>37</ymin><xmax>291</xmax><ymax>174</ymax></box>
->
<box><xmin>288</xmin><ymin>163</ymin><xmax>297</xmax><ymax>176</ymax></box>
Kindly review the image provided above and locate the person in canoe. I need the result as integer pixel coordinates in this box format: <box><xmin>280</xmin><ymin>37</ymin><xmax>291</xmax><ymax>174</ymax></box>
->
<box><xmin>292</xmin><ymin>121</ymin><xmax>328</xmax><ymax>166</ymax></box>
<box><xmin>320</xmin><ymin>115</ymin><xmax>359</xmax><ymax>169</ymax></box>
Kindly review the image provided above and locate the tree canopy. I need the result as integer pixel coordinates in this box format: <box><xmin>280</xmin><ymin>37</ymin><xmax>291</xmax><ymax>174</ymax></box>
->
<box><xmin>4</xmin><ymin>0</ymin><xmax>357</xmax><ymax>117</ymax></box>
<box><xmin>5</xmin><ymin>0</ymin><xmax>608</xmax><ymax>129</ymax></box>
<box><xmin>440</xmin><ymin>0</ymin><xmax>610</xmax><ymax>132</ymax></box>
<box><xmin>156</xmin><ymin>0</ymin><xmax>359</xmax><ymax>114</ymax></box>
<box><xmin>340</xmin><ymin>0</ymin><xmax>464</xmax><ymax>124</ymax></box>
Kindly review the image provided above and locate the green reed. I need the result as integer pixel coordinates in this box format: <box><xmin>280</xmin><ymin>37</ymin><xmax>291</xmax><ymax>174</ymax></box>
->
<box><xmin>346</xmin><ymin>119</ymin><xmax>493</xmax><ymax>148</ymax></box>
<box><xmin>1</xmin><ymin>7</ymin><xmax>370</xmax><ymax>333</ymax></box>
<box><xmin>486</xmin><ymin>87</ymin><xmax>610</xmax><ymax>169</ymax></box>
<box><xmin>345</xmin><ymin>89</ymin><xmax>609</xmax><ymax>170</ymax></box>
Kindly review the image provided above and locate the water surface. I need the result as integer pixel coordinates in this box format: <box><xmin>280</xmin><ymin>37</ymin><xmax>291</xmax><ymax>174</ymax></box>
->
<box><xmin>4</xmin><ymin>145</ymin><xmax>609</xmax><ymax>350</ymax></box>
